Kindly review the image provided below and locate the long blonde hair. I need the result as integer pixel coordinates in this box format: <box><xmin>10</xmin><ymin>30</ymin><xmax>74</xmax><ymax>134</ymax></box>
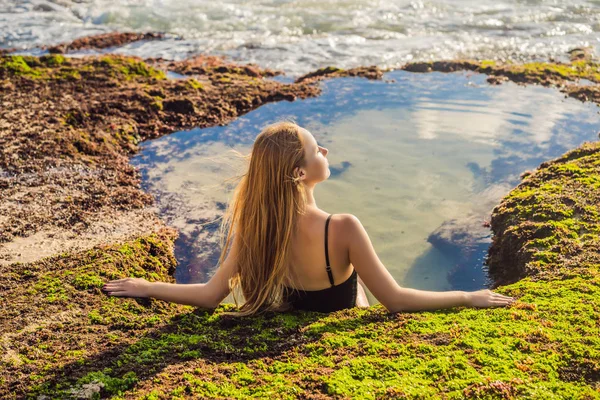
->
<box><xmin>217</xmin><ymin>118</ymin><xmax>310</xmax><ymax>317</ymax></box>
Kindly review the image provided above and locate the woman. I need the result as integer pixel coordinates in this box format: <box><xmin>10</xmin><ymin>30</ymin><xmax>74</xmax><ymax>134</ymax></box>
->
<box><xmin>102</xmin><ymin>120</ymin><xmax>515</xmax><ymax>316</ymax></box>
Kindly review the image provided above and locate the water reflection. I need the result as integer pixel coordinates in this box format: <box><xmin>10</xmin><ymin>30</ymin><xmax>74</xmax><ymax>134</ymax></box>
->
<box><xmin>131</xmin><ymin>70</ymin><xmax>599</xmax><ymax>306</ymax></box>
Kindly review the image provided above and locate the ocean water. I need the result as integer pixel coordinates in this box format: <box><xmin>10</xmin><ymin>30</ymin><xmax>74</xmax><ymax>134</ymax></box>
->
<box><xmin>131</xmin><ymin>70</ymin><xmax>600</xmax><ymax>305</ymax></box>
<box><xmin>2</xmin><ymin>0</ymin><xmax>600</xmax><ymax>77</ymax></box>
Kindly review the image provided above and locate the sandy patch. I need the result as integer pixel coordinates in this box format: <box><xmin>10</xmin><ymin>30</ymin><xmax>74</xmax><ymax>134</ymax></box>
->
<box><xmin>0</xmin><ymin>207</ymin><xmax>164</xmax><ymax>266</ymax></box>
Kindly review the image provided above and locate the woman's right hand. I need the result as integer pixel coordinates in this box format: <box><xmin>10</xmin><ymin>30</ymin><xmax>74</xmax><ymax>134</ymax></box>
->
<box><xmin>466</xmin><ymin>289</ymin><xmax>515</xmax><ymax>308</ymax></box>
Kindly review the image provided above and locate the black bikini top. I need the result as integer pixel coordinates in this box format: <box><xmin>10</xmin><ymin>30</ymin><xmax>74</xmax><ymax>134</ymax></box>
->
<box><xmin>282</xmin><ymin>214</ymin><xmax>357</xmax><ymax>312</ymax></box>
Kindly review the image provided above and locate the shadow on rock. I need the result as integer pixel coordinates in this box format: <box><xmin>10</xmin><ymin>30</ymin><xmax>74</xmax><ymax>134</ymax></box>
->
<box><xmin>31</xmin><ymin>305</ymin><xmax>392</xmax><ymax>398</ymax></box>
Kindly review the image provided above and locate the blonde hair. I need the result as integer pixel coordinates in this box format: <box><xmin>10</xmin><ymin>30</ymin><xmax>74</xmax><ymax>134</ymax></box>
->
<box><xmin>217</xmin><ymin>118</ymin><xmax>310</xmax><ymax>317</ymax></box>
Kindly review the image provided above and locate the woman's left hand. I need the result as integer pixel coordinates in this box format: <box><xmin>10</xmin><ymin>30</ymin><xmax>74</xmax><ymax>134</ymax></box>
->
<box><xmin>102</xmin><ymin>277</ymin><xmax>151</xmax><ymax>298</ymax></box>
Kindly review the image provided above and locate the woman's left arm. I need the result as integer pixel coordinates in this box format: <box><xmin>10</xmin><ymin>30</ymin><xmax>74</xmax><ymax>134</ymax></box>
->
<box><xmin>103</xmin><ymin>235</ymin><xmax>240</xmax><ymax>309</ymax></box>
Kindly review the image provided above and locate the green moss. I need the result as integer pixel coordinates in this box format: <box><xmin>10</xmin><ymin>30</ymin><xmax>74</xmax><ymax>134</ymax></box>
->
<box><xmin>141</xmin><ymin>391</ymin><xmax>162</xmax><ymax>400</ymax></box>
<box><xmin>496</xmin><ymin>60</ymin><xmax>600</xmax><ymax>83</ymax></box>
<box><xmin>0</xmin><ymin>55</ymin><xmax>81</xmax><ymax>80</ymax></box>
<box><xmin>405</xmin><ymin>58</ymin><xmax>600</xmax><ymax>85</ymax></box>
<box><xmin>488</xmin><ymin>141</ymin><xmax>600</xmax><ymax>288</ymax></box>
<box><xmin>575</xmin><ymin>175</ymin><xmax>600</xmax><ymax>189</ymax></box>
<box><xmin>98</xmin><ymin>56</ymin><xmax>118</xmax><ymax>65</ymax></box>
<box><xmin>40</xmin><ymin>54</ymin><xmax>66</xmax><ymax>67</ymax></box>
<box><xmin>28</xmin><ymin>270</ymin><xmax>599</xmax><ymax>397</ymax></box>
<box><xmin>75</xmin><ymin>371</ymin><xmax>138</xmax><ymax>397</ymax></box>
<box><xmin>72</xmin><ymin>273</ymin><xmax>104</xmax><ymax>290</ymax></box>
<box><xmin>533</xmin><ymin>250</ymin><xmax>560</xmax><ymax>264</ymax></box>
<box><xmin>527</xmin><ymin>236</ymin><xmax>559</xmax><ymax>249</ymax></box>
<box><xmin>553</xmin><ymin>162</ymin><xmax>593</xmax><ymax>176</ymax></box>
<box><xmin>30</xmin><ymin>275</ymin><xmax>69</xmax><ymax>303</ymax></box>
<box><xmin>186</xmin><ymin>78</ymin><xmax>204</xmax><ymax>90</ymax></box>
<box><xmin>55</xmin><ymin>67</ymin><xmax>81</xmax><ymax>80</ymax></box>
<box><xmin>118</xmin><ymin>243</ymin><xmax>135</xmax><ymax>256</ymax></box>
<box><xmin>125</xmin><ymin>60</ymin><xmax>166</xmax><ymax>80</ymax></box>
<box><xmin>112</xmin><ymin>123</ymin><xmax>141</xmax><ymax>145</ymax></box>
<box><xmin>150</xmin><ymin>96</ymin><xmax>163</xmax><ymax>111</ymax></box>
<box><xmin>480</xmin><ymin>60</ymin><xmax>496</xmax><ymax>68</ymax></box>
<box><xmin>318</xmin><ymin>66</ymin><xmax>343</xmax><ymax>74</ymax></box>
<box><xmin>0</xmin><ymin>55</ymin><xmax>39</xmax><ymax>76</ymax></box>
<box><xmin>99</xmin><ymin>56</ymin><xmax>166</xmax><ymax>81</ymax></box>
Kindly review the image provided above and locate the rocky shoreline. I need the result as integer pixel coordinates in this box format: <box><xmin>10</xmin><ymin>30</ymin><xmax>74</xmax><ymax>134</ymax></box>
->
<box><xmin>1</xmin><ymin>33</ymin><xmax>598</xmax><ymax>398</ymax></box>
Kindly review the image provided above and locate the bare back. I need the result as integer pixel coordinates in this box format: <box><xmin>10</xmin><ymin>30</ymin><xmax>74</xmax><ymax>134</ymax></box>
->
<box><xmin>287</xmin><ymin>210</ymin><xmax>370</xmax><ymax>306</ymax></box>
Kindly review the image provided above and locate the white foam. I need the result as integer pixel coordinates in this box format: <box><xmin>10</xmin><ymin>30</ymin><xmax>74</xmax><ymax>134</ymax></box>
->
<box><xmin>1</xmin><ymin>0</ymin><xmax>599</xmax><ymax>77</ymax></box>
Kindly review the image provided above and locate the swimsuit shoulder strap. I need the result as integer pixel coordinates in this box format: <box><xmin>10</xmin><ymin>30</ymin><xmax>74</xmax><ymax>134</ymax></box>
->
<box><xmin>325</xmin><ymin>214</ymin><xmax>335</xmax><ymax>287</ymax></box>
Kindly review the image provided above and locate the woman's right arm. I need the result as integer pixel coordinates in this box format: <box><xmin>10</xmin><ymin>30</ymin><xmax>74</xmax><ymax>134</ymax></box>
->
<box><xmin>342</xmin><ymin>214</ymin><xmax>515</xmax><ymax>313</ymax></box>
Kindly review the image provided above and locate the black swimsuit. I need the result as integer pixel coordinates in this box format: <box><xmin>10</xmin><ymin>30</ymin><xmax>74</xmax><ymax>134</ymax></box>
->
<box><xmin>282</xmin><ymin>214</ymin><xmax>358</xmax><ymax>312</ymax></box>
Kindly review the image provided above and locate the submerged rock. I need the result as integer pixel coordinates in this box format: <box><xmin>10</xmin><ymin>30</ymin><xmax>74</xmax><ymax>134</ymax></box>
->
<box><xmin>427</xmin><ymin>213</ymin><xmax>492</xmax><ymax>258</ymax></box>
<box><xmin>428</xmin><ymin>213</ymin><xmax>493</xmax><ymax>291</ymax></box>
<box><xmin>428</xmin><ymin>184</ymin><xmax>514</xmax><ymax>290</ymax></box>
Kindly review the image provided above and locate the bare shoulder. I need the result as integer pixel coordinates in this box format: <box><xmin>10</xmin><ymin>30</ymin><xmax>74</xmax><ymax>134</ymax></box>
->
<box><xmin>334</xmin><ymin>213</ymin><xmax>362</xmax><ymax>233</ymax></box>
<box><xmin>332</xmin><ymin>213</ymin><xmax>360</xmax><ymax>225</ymax></box>
<box><xmin>330</xmin><ymin>213</ymin><xmax>363</xmax><ymax>250</ymax></box>
<box><xmin>333</xmin><ymin>213</ymin><xmax>358</xmax><ymax>222</ymax></box>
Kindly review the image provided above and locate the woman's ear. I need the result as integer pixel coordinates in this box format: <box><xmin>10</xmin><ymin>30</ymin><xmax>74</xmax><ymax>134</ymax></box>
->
<box><xmin>295</xmin><ymin>167</ymin><xmax>305</xmax><ymax>180</ymax></box>
<box><xmin>293</xmin><ymin>167</ymin><xmax>306</xmax><ymax>183</ymax></box>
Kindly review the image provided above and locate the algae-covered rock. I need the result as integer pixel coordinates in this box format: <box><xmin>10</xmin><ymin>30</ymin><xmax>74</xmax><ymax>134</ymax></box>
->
<box><xmin>45</xmin><ymin>32</ymin><xmax>166</xmax><ymax>54</ymax></box>
<box><xmin>402</xmin><ymin>59</ymin><xmax>600</xmax><ymax>85</ymax></box>
<box><xmin>486</xmin><ymin>142</ymin><xmax>600</xmax><ymax>288</ymax></box>
<box><xmin>295</xmin><ymin>65</ymin><xmax>385</xmax><ymax>84</ymax></box>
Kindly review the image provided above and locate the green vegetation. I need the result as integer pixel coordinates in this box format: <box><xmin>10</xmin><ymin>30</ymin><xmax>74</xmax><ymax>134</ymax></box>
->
<box><xmin>0</xmin><ymin>55</ymin><xmax>38</xmax><ymax>75</ymax></box>
<box><xmin>40</xmin><ymin>54</ymin><xmax>66</xmax><ymax>67</ymax></box>
<box><xmin>406</xmin><ymin>58</ymin><xmax>600</xmax><ymax>84</ymax></box>
<box><xmin>185</xmin><ymin>78</ymin><xmax>204</xmax><ymax>90</ymax></box>
<box><xmin>98</xmin><ymin>56</ymin><xmax>166</xmax><ymax>81</ymax></box>
<box><xmin>316</xmin><ymin>66</ymin><xmax>344</xmax><ymax>74</ymax></box>
<box><xmin>0</xmin><ymin>54</ymin><xmax>166</xmax><ymax>81</ymax></box>
<box><xmin>516</xmin><ymin>60</ymin><xmax>600</xmax><ymax>82</ymax></box>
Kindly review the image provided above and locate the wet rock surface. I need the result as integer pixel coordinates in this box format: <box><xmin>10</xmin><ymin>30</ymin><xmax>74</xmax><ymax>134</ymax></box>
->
<box><xmin>147</xmin><ymin>54</ymin><xmax>283</xmax><ymax>80</ymax></box>
<box><xmin>295</xmin><ymin>65</ymin><xmax>385</xmax><ymax>84</ymax></box>
<box><xmin>44</xmin><ymin>32</ymin><xmax>166</xmax><ymax>54</ymax></box>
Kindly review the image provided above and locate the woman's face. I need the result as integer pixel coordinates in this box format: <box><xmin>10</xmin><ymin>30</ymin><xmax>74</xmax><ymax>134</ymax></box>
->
<box><xmin>295</xmin><ymin>127</ymin><xmax>330</xmax><ymax>186</ymax></box>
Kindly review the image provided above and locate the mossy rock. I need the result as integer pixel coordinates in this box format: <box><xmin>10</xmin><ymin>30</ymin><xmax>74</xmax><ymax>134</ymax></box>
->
<box><xmin>0</xmin><ymin>54</ymin><xmax>166</xmax><ymax>82</ymax></box>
